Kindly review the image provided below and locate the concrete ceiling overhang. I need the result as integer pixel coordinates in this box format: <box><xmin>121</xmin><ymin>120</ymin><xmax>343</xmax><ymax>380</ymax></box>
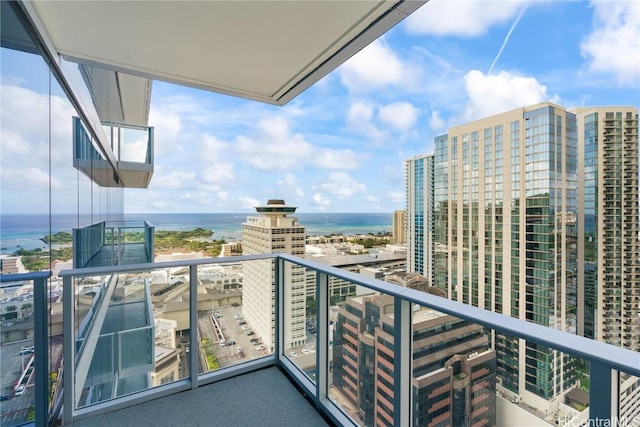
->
<box><xmin>28</xmin><ymin>0</ymin><xmax>426</xmax><ymax>125</ymax></box>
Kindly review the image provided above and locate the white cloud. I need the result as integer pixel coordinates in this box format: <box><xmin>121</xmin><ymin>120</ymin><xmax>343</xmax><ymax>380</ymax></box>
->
<box><xmin>312</xmin><ymin>193</ymin><xmax>330</xmax><ymax>208</ymax></box>
<box><xmin>339</xmin><ymin>40</ymin><xmax>408</xmax><ymax>92</ymax></box>
<box><xmin>314</xmin><ymin>149</ymin><xmax>360</xmax><ymax>169</ymax></box>
<box><xmin>461</xmin><ymin>70</ymin><xmax>558</xmax><ymax>122</ymax></box>
<box><xmin>150</xmin><ymin>170</ymin><xmax>196</xmax><ymax>190</ymax></box>
<box><xmin>378</xmin><ymin>102</ymin><xmax>420</xmax><ymax>132</ymax></box>
<box><xmin>581</xmin><ymin>0</ymin><xmax>640</xmax><ymax>86</ymax></box>
<box><xmin>388</xmin><ymin>191</ymin><xmax>405</xmax><ymax>205</ymax></box>
<box><xmin>1</xmin><ymin>167</ymin><xmax>62</xmax><ymax>190</ymax></box>
<box><xmin>1</xmin><ymin>85</ymin><xmax>74</xmax><ymax>165</ymax></box>
<box><xmin>235</xmin><ymin>116</ymin><xmax>359</xmax><ymax>172</ymax></box>
<box><xmin>148</xmin><ymin>107</ymin><xmax>183</xmax><ymax>157</ymax></box>
<box><xmin>365</xmin><ymin>195</ymin><xmax>378</xmax><ymax>203</ymax></box>
<box><xmin>238</xmin><ymin>196</ymin><xmax>261</xmax><ymax>210</ymax></box>
<box><xmin>430</xmin><ymin>110</ymin><xmax>445</xmax><ymax>131</ymax></box>
<box><xmin>346</xmin><ymin>102</ymin><xmax>383</xmax><ymax>139</ymax></box>
<box><xmin>318</xmin><ymin>172</ymin><xmax>366</xmax><ymax>198</ymax></box>
<box><xmin>405</xmin><ymin>0</ymin><xmax>532</xmax><ymax>37</ymax></box>
<box><xmin>197</xmin><ymin>164</ymin><xmax>235</xmax><ymax>189</ymax></box>
<box><xmin>276</xmin><ymin>173</ymin><xmax>306</xmax><ymax>200</ymax></box>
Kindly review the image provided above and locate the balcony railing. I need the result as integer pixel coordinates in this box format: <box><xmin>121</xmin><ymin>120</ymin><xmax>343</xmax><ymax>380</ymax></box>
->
<box><xmin>72</xmin><ymin>221</ymin><xmax>154</xmax><ymax>269</ymax></box>
<box><xmin>6</xmin><ymin>255</ymin><xmax>640</xmax><ymax>426</ymax></box>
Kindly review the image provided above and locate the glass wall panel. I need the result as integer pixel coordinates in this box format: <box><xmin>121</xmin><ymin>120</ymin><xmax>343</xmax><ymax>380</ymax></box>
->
<box><xmin>283</xmin><ymin>260</ymin><xmax>316</xmax><ymax>382</ymax></box>
<box><xmin>0</xmin><ymin>278</ymin><xmax>38</xmax><ymax>426</ymax></box>
<box><xmin>73</xmin><ymin>266</ymin><xmax>188</xmax><ymax>409</ymax></box>
<box><xmin>329</xmin><ymin>286</ymin><xmax>395</xmax><ymax>427</ymax></box>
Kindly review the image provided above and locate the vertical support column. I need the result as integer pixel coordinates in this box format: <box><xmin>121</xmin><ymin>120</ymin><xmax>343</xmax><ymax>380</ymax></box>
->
<box><xmin>316</xmin><ymin>270</ymin><xmax>329</xmax><ymax>405</ymax></box>
<box><xmin>590</xmin><ymin>361</ymin><xmax>618</xmax><ymax>422</ymax></box>
<box><xmin>189</xmin><ymin>265</ymin><xmax>198</xmax><ymax>389</ymax></box>
<box><xmin>34</xmin><ymin>275</ymin><xmax>49</xmax><ymax>427</ymax></box>
<box><xmin>394</xmin><ymin>297</ymin><xmax>411</xmax><ymax>427</ymax></box>
<box><xmin>63</xmin><ymin>275</ymin><xmax>74</xmax><ymax>425</ymax></box>
<box><xmin>275</xmin><ymin>257</ymin><xmax>283</xmax><ymax>363</ymax></box>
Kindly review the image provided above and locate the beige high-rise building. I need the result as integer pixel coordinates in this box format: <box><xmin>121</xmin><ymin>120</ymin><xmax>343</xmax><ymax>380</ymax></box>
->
<box><xmin>575</xmin><ymin>106</ymin><xmax>640</xmax><ymax>421</ymax></box>
<box><xmin>574</xmin><ymin>106</ymin><xmax>639</xmax><ymax>350</ymax></box>
<box><xmin>392</xmin><ymin>209</ymin><xmax>406</xmax><ymax>244</ymax></box>
<box><xmin>242</xmin><ymin>199</ymin><xmax>307</xmax><ymax>351</ymax></box>
<box><xmin>433</xmin><ymin>102</ymin><xmax>578</xmax><ymax>411</ymax></box>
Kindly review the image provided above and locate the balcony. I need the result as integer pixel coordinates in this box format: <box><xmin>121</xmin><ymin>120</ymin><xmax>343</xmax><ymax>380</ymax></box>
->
<box><xmin>72</xmin><ymin>221</ymin><xmax>154</xmax><ymax>269</ymax></box>
<box><xmin>3</xmin><ymin>255</ymin><xmax>640</xmax><ymax>427</ymax></box>
<box><xmin>73</xmin><ymin>117</ymin><xmax>154</xmax><ymax>189</ymax></box>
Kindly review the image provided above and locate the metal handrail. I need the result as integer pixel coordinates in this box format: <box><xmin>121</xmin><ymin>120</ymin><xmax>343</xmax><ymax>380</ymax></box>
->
<box><xmin>58</xmin><ymin>254</ymin><xmax>640</xmax><ymax>425</ymax></box>
<box><xmin>59</xmin><ymin>254</ymin><xmax>640</xmax><ymax>378</ymax></box>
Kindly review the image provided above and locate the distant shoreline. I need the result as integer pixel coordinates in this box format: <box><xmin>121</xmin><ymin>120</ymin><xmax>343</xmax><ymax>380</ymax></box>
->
<box><xmin>1</xmin><ymin>212</ymin><xmax>393</xmax><ymax>256</ymax></box>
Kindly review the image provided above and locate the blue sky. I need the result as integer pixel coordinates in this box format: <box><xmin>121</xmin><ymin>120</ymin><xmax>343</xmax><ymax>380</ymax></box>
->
<box><xmin>1</xmin><ymin>0</ymin><xmax>639</xmax><ymax>214</ymax></box>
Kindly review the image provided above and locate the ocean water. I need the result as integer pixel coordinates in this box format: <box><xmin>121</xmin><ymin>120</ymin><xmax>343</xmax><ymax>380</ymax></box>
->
<box><xmin>0</xmin><ymin>212</ymin><xmax>392</xmax><ymax>255</ymax></box>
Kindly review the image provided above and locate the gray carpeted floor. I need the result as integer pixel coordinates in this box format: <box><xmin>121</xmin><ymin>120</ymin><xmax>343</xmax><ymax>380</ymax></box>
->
<box><xmin>70</xmin><ymin>367</ymin><xmax>331</xmax><ymax>426</ymax></box>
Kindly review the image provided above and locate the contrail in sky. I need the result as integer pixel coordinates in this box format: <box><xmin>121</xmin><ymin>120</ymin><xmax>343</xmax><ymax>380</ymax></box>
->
<box><xmin>488</xmin><ymin>7</ymin><xmax>527</xmax><ymax>75</ymax></box>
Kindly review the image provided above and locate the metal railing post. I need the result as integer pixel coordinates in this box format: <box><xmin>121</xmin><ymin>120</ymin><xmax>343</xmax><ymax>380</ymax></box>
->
<box><xmin>63</xmin><ymin>274</ymin><xmax>74</xmax><ymax>425</ymax></box>
<box><xmin>189</xmin><ymin>265</ymin><xmax>198</xmax><ymax>388</ymax></box>
<box><xmin>316</xmin><ymin>270</ymin><xmax>329</xmax><ymax>405</ymax></box>
<box><xmin>394</xmin><ymin>297</ymin><xmax>411</xmax><ymax>427</ymax></box>
<box><xmin>275</xmin><ymin>257</ymin><xmax>284</xmax><ymax>363</ymax></box>
<box><xmin>33</xmin><ymin>274</ymin><xmax>50</xmax><ymax>427</ymax></box>
<box><xmin>590</xmin><ymin>361</ymin><xmax>618</xmax><ymax>422</ymax></box>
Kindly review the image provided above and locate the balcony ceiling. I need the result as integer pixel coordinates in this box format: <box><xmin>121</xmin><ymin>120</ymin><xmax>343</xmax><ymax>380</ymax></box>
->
<box><xmin>27</xmin><ymin>0</ymin><xmax>425</xmax><ymax>126</ymax></box>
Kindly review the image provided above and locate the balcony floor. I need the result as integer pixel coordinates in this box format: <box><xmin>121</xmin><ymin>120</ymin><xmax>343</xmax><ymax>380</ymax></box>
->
<box><xmin>69</xmin><ymin>367</ymin><xmax>331</xmax><ymax>426</ymax></box>
<box><xmin>85</xmin><ymin>243</ymin><xmax>149</xmax><ymax>268</ymax></box>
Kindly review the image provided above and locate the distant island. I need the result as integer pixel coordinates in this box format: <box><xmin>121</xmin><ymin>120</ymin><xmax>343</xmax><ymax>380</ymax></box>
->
<box><xmin>154</xmin><ymin>228</ymin><xmax>226</xmax><ymax>256</ymax></box>
<box><xmin>40</xmin><ymin>231</ymin><xmax>73</xmax><ymax>244</ymax></box>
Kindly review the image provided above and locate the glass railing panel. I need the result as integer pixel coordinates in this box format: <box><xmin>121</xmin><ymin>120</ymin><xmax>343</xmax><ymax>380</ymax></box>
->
<box><xmin>328</xmin><ymin>285</ymin><xmax>394</xmax><ymax>426</ymax></box>
<box><xmin>73</xmin><ymin>265</ymin><xmax>190</xmax><ymax>409</ymax></box>
<box><xmin>0</xmin><ymin>275</ymin><xmax>52</xmax><ymax>427</ymax></box>
<box><xmin>196</xmin><ymin>259</ymin><xmax>273</xmax><ymax>374</ymax></box>
<box><xmin>407</xmin><ymin>301</ymin><xmax>599</xmax><ymax>427</ymax></box>
<box><xmin>116</xmin><ymin>125</ymin><xmax>152</xmax><ymax>164</ymax></box>
<box><xmin>410</xmin><ymin>302</ymin><xmax>498</xmax><ymax>427</ymax></box>
<box><xmin>282</xmin><ymin>260</ymin><xmax>316</xmax><ymax>382</ymax></box>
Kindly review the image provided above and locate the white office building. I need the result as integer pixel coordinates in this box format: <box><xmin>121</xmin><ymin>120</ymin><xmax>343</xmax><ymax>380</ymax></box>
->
<box><xmin>242</xmin><ymin>200</ymin><xmax>307</xmax><ymax>350</ymax></box>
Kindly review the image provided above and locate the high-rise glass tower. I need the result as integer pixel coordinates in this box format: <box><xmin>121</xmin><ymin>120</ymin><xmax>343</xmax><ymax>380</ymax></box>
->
<box><xmin>433</xmin><ymin>102</ymin><xmax>578</xmax><ymax>409</ymax></box>
<box><xmin>575</xmin><ymin>107</ymin><xmax>639</xmax><ymax>350</ymax></box>
<box><xmin>242</xmin><ymin>199</ymin><xmax>307</xmax><ymax>350</ymax></box>
<box><xmin>405</xmin><ymin>154</ymin><xmax>434</xmax><ymax>280</ymax></box>
<box><xmin>575</xmin><ymin>107</ymin><xmax>640</xmax><ymax>421</ymax></box>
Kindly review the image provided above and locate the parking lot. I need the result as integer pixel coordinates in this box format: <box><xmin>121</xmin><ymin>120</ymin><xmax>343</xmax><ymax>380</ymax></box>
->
<box><xmin>197</xmin><ymin>303</ymin><xmax>270</xmax><ymax>371</ymax></box>
<box><xmin>0</xmin><ymin>340</ymin><xmax>35</xmax><ymax>426</ymax></box>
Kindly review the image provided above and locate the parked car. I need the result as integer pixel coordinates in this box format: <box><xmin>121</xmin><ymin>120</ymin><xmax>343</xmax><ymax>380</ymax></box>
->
<box><xmin>18</xmin><ymin>346</ymin><xmax>34</xmax><ymax>355</ymax></box>
<box><xmin>289</xmin><ymin>352</ymin><xmax>298</xmax><ymax>357</ymax></box>
<box><xmin>246</xmin><ymin>331</ymin><xmax>255</xmax><ymax>336</ymax></box>
<box><xmin>15</xmin><ymin>385</ymin><xmax>26</xmax><ymax>396</ymax></box>
<box><xmin>226</xmin><ymin>340</ymin><xmax>236</xmax><ymax>346</ymax></box>
<box><xmin>231</xmin><ymin>303</ymin><xmax>240</xmax><ymax>307</ymax></box>
<box><xmin>256</xmin><ymin>345</ymin><xmax>266</xmax><ymax>351</ymax></box>
<box><xmin>0</xmin><ymin>394</ymin><xmax>12</xmax><ymax>401</ymax></box>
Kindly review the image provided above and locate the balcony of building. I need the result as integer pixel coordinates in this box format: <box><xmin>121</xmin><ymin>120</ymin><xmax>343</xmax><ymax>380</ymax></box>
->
<box><xmin>73</xmin><ymin>117</ymin><xmax>154</xmax><ymax>189</ymax></box>
<box><xmin>72</xmin><ymin>221</ymin><xmax>154</xmax><ymax>269</ymax></box>
<box><xmin>3</xmin><ymin>254</ymin><xmax>640</xmax><ymax>427</ymax></box>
